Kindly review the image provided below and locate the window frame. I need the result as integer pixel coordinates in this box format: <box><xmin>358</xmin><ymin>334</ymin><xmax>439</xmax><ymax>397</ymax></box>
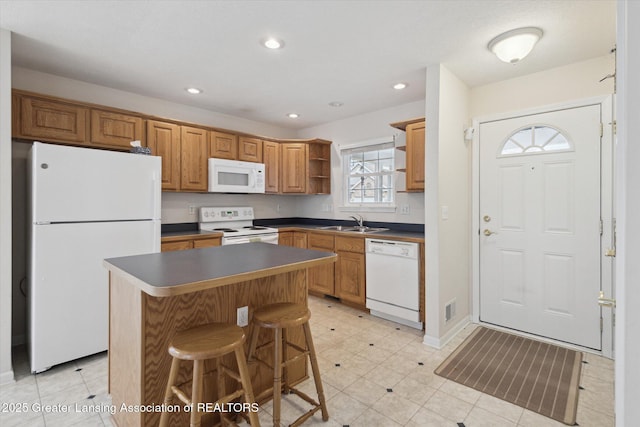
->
<box><xmin>340</xmin><ymin>138</ymin><xmax>396</xmax><ymax>212</ymax></box>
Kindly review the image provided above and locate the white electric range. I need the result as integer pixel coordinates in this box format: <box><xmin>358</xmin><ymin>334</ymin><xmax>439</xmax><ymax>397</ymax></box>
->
<box><xmin>198</xmin><ymin>206</ymin><xmax>279</xmax><ymax>245</ymax></box>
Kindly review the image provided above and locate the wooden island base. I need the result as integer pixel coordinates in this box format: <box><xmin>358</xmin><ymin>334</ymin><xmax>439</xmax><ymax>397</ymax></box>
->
<box><xmin>105</xmin><ymin>243</ymin><xmax>336</xmax><ymax>427</ymax></box>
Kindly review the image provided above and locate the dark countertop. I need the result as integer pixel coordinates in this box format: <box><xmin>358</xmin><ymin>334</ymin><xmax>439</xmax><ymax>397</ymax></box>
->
<box><xmin>269</xmin><ymin>223</ymin><xmax>425</xmax><ymax>242</ymax></box>
<box><xmin>104</xmin><ymin>242</ymin><xmax>337</xmax><ymax>297</ymax></box>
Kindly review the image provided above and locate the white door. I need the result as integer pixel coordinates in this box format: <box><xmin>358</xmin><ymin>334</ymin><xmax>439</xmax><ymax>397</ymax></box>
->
<box><xmin>479</xmin><ymin>105</ymin><xmax>602</xmax><ymax>350</ymax></box>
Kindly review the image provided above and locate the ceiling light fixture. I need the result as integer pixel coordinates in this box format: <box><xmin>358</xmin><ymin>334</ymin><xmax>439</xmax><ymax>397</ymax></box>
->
<box><xmin>488</xmin><ymin>27</ymin><xmax>543</xmax><ymax>64</ymax></box>
<box><xmin>287</xmin><ymin>113</ymin><xmax>299</xmax><ymax>119</ymax></box>
<box><xmin>393</xmin><ymin>83</ymin><xmax>408</xmax><ymax>90</ymax></box>
<box><xmin>263</xmin><ymin>38</ymin><xmax>284</xmax><ymax>49</ymax></box>
<box><xmin>186</xmin><ymin>87</ymin><xmax>202</xmax><ymax>94</ymax></box>
<box><xmin>328</xmin><ymin>101</ymin><xmax>344</xmax><ymax>107</ymax></box>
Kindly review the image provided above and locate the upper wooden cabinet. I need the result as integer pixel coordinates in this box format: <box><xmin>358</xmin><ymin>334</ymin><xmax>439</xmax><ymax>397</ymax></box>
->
<box><xmin>281</xmin><ymin>143</ymin><xmax>308</xmax><ymax>193</ymax></box>
<box><xmin>406</xmin><ymin>121</ymin><xmax>425</xmax><ymax>191</ymax></box>
<box><xmin>391</xmin><ymin>117</ymin><xmax>425</xmax><ymax>192</ymax></box>
<box><xmin>238</xmin><ymin>136</ymin><xmax>263</xmax><ymax>163</ymax></box>
<box><xmin>147</xmin><ymin>120</ymin><xmax>181</xmax><ymax>191</ymax></box>
<box><xmin>16</xmin><ymin>93</ymin><xmax>89</xmax><ymax>144</ymax></box>
<box><xmin>90</xmin><ymin>109</ymin><xmax>144</xmax><ymax>150</ymax></box>
<box><xmin>209</xmin><ymin>131</ymin><xmax>238</xmax><ymax>160</ymax></box>
<box><xmin>180</xmin><ymin>126</ymin><xmax>208</xmax><ymax>192</ymax></box>
<box><xmin>263</xmin><ymin>140</ymin><xmax>280</xmax><ymax>193</ymax></box>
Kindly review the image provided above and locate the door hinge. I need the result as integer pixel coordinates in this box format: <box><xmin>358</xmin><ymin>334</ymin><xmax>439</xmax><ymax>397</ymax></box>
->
<box><xmin>600</xmin><ymin>218</ymin><xmax>603</xmax><ymax>236</ymax></box>
<box><xmin>612</xmin><ymin>120</ymin><xmax>617</xmax><ymax>135</ymax></box>
<box><xmin>600</xmin><ymin>123</ymin><xmax>604</xmax><ymax>137</ymax></box>
<box><xmin>600</xmin><ymin>317</ymin><xmax>603</xmax><ymax>332</ymax></box>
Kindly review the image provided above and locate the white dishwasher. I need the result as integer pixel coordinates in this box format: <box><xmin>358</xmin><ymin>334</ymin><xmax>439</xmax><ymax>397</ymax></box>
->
<box><xmin>365</xmin><ymin>238</ymin><xmax>422</xmax><ymax>329</ymax></box>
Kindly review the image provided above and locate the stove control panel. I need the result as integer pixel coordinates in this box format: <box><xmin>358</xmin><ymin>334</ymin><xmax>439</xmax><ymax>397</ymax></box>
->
<box><xmin>199</xmin><ymin>206</ymin><xmax>254</xmax><ymax>222</ymax></box>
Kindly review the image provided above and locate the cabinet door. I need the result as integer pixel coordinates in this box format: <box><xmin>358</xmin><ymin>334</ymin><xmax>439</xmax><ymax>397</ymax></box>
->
<box><xmin>406</xmin><ymin>121</ymin><xmax>425</xmax><ymax>191</ymax></box>
<box><xmin>90</xmin><ymin>109</ymin><xmax>144</xmax><ymax>150</ymax></box>
<box><xmin>161</xmin><ymin>240</ymin><xmax>192</xmax><ymax>252</ymax></box>
<box><xmin>19</xmin><ymin>95</ymin><xmax>89</xmax><ymax>143</ymax></box>
<box><xmin>308</xmin><ymin>232</ymin><xmax>335</xmax><ymax>295</ymax></box>
<box><xmin>238</xmin><ymin>136</ymin><xmax>263</xmax><ymax>163</ymax></box>
<box><xmin>281</xmin><ymin>143</ymin><xmax>308</xmax><ymax>193</ymax></box>
<box><xmin>263</xmin><ymin>140</ymin><xmax>281</xmax><ymax>193</ymax></box>
<box><xmin>278</xmin><ymin>231</ymin><xmax>293</xmax><ymax>246</ymax></box>
<box><xmin>292</xmin><ymin>231</ymin><xmax>308</xmax><ymax>248</ymax></box>
<box><xmin>193</xmin><ymin>237</ymin><xmax>221</xmax><ymax>248</ymax></box>
<box><xmin>209</xmin><ymin>131</ymin><xmax>238</xmax><ymax>160</ymax></box>
<box><xmin>335</xmin><ymin>251</ymin><xmax>366</xmax><ymax>306</ymax></box>
<box><xmin>147</xmin><ymin>120</ymin><xmax>181</xmax><ymax>191</ymax></box>
<box><xmin>180</xmin><ymin>126</ymin><xmax>208</xmax><ymax>191</ymax></box>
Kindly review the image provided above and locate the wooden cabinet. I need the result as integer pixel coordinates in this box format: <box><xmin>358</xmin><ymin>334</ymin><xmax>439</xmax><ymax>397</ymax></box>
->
<box><xmin>308</xmin><ymin>142</ymin><xmax>331</xmax><ymax>194</ymax></box>
<box><xmin>147</xmin><ymin>120</ymin><xmax>181</xmax><ymax>191</ymax></box>
<box><xmin>209</xmin><ymin>131</ymin><xmax>238</xmax><ymax>160</ymax></box>
<box><xmin>161</xmin><ymin>235</ymin><xmax>221</xmax><ymax>252</ymax></box>
<box><xmin>334</xmin><ymin>236</ymin><xmax>366</xmax><ymax>306</ymax></box>
<box><xmin>281</xmin><ymin>143</ymin><xmax>308</xmax><ymax>193</ymax></box>
<box><xmin>263</xmin><ymin>140</ymin><xmax>281</xmax><ymax>193</ymax></box>
<box><xmin>406</xmin><ymin>121</ymin><xmax>425</xmax><ymax>191</ymax></box>
<box><xmin>90</xmin><ymin>109</ymin><xmax>144</xmax><ymax>150</ymax></box>
<box><xmin>307</xmin><ymin>232</ymin><xmax>335</xmax><ymax>295</ymax></box>
<box><xmin>391</xmin><ymin>117</ymin><xmax>425</xmax><ymax>192</ymax></box>
<box><xmin>279</xmin><ymin>230</ymin><xmax>308</xmax><ymax>248</ymax></box>
<box><xmin>16</xmin><ymin>94</ymin><xmax>89</xmax><ymax>143</ymax></box>
<box><xmin>238</xmin><ymin>136</ymin><xmax>263</xmax><ymax>163</ymax></box>
<box><xmin>180</xmin><ymin>126</ymin><xmax>208</xmax><ymax>192</ymax></box>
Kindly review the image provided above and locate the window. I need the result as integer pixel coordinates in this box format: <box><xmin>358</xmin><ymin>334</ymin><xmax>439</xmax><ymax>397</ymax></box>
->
<box><xmin>342</xmin><ymin>140</ymin><xmax>395</xmax><ymax>209</ymax></box>
<box><xmin>499</xmin><ymin>125</ymin><xmax>572</xmax><ymax>157</ymax></box>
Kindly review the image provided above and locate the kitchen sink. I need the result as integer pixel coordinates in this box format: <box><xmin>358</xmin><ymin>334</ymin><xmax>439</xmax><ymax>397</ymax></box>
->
<box><xmin>317</xmin><ymin>225</ymin><xmax>389</xmax><ymax>233</ymax></box>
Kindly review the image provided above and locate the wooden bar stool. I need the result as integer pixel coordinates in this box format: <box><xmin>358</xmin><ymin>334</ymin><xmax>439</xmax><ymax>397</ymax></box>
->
<box><xmin>159</xmin><ymin>323</ymin><xmax>261</xmax><ymax>427</ymax></box>
<box><xmin>247</xmin><ymin>302</ymin><xmax>328</xmax><ymax>427</ymax></box>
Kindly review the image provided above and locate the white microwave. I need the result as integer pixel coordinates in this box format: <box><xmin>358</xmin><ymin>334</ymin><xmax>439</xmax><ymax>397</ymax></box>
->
<box><xmin>208</xmin><ymin>158</ymin><xmax>265</xmax><ymax>193</ymax></box>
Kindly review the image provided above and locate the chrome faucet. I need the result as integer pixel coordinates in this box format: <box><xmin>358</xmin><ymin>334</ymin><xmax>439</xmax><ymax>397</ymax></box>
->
<box><xmin>349</xmin><ymin>215</ymin><xmax>364</xmax><ymax>227</ymax></box>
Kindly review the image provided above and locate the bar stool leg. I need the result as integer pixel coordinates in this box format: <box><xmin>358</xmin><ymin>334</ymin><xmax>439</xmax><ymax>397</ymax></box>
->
<box><xmin>281</xmin><ymin>328</ymin><xmax>290</xmax><ymax>395</ymax></box>
<box><xmin>303</xmin><ymin>322</ymin><xmax>329</xmax><ymax>421</ymax></box>
<box><xmin>247</xmin><ymin>324</ymin><xmax>260</xmax><ymax>362</ymax></box>
<box><xmin>216</xmin><ymin>357</ymin><xmax>229</xmax><ymax>426</ymax></box>
<box><xmin>159</xmin><ymin>357</ymin><xmax>181</xmax><ymax>427</ymax></box>
<box><xmin>191</xmin><ymin>359</ymin><xmax>204</xmax><ymax>427</ymax></box>
<box><xmin>272</xmin><ymin>327</ymin><xmax>282</xmax><ymax>427</ymax></box>
<box><xmin>234</xmin><ymin>346</ymin><xmax>261</xmax><ymax>427</ymax></box>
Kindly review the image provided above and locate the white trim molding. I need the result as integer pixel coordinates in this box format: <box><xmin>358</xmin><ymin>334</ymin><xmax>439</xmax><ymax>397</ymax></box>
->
<box><xmin>423</xmin><ymin>315</ymin><xmax>471</xmax><ymax>349</ymax></box>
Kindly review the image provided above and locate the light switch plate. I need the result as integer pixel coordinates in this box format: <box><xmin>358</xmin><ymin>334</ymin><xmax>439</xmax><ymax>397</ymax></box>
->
<box><xmin>237</xmin><ymin>306</ymin><xmax>249</xmax><ymax>327</ymax></box>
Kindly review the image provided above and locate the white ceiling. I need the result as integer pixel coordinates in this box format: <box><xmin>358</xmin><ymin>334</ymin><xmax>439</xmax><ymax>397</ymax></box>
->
<box><xmin>0</xmin><ymin>0</ymin><xmax>615</xmax><ymax>129</ymax></box>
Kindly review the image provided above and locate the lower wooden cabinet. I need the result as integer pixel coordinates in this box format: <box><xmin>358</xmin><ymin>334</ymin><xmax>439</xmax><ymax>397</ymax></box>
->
<box><xmin>279</xmin><ymin>230</ymin><xmax>308</xmax><ymax>248</ymax></box>
<box><xmin>161</xmin><ymin>235</ymin><xmax>221</xmax><ymax>252</ymax></box>
<box><xmin>334</xmin><ymin>236</ymin><xmax>366</xmax><ymax>306</ymax></box>
<box><xmin>307</xmin><ymin>232</ymin><xmax>335</xmax><ymax>295</ymax></box>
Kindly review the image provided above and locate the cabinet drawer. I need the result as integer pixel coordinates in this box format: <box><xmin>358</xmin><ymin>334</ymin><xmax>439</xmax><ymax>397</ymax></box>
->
<box><xmin>335</xmin><ymin>236</ymin><xmax>364</xmax><ymax>253</ymax></box>
<box><xmin>193</xmin><ymin>237</ymin><xmax>221</xmax><ymax>248</ymax></box>
<box><xmin>308</xmin><ymin>232</ymin><xmax>334</xmax><ymax>251</ymax></box>
<box><xmin>161</xmin><ymin>240</ymin><xmax>192</xmax><ymax>252</ymax></box>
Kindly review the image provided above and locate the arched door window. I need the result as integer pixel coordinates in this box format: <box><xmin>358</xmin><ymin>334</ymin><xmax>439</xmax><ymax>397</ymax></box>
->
<box><xmin>499</xmin><ymin>125</ymin><xmax>572</xmax><ymax>157</ymax></box>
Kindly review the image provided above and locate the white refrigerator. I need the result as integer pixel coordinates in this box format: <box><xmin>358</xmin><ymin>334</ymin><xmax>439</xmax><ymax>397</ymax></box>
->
<box><xmin>28</xmin><ymin>142</ymin><xmax>161</xmax><ymax>373</ymax></box>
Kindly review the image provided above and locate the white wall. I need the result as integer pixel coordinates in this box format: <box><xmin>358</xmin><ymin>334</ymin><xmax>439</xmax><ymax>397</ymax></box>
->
<box><xmin>1</xmin><ymin>28</ymin><xmax>15</xmax><ymax>384</ymax></box>
<box><xmin>615</xmin><ymin>1</ymin><xmax>640</xmax><ymax>425</ymax></box>
<box><xmin>296</xmin><ymin>100</ymin><xmax>425</xmax><ymax>224</ymax></box>
<box><xmin>470</xmin><ymin>55</ymin><xmax>615</xmax><ymax>118</ymax></box>
<box><xmin>423</xmin><ymin>65</ymin><xmax>472</xmax><ymax>347</ymax></box>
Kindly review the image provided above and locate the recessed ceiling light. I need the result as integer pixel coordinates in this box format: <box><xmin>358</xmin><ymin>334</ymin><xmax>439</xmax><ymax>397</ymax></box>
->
<box><xmin>393</xmin><ymin>83</ymin><xmax>408</xmax><ymax>90</ymax></box>
<box><xmin>186</xmin><ymin>87</ymin><xmax>202</xmax><ymax>94</ymax></box>
<box><xmin>287</xmin><ymin>113</ymin><xmax>300</xmax><ymax>119</ymax></box>
<box><xmin>263</xmin><ymin>38</ymin><xmax>284</xmax><ymax>49</ymax></box>
<box><xmin>328</xmin><ymin>101</ymin><xmax>344</xmax><ymax>107</ymax></box>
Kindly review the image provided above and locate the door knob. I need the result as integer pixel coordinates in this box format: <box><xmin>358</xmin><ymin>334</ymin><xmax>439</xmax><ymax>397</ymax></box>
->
<box><xmin>483</xmin><ymin>229</ymin><xmax>497</xmax><ymax>236</ymax></box>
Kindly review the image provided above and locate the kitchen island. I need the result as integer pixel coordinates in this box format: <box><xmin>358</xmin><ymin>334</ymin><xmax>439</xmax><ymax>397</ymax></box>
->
<box><xmin>103</xmin><ymin>242</ymin><xmax>336</xmax><ymax>427</ymax></box>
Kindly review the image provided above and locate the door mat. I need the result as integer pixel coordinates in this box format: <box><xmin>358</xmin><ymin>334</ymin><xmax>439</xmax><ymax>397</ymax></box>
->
<box><xmin>435</xmin><ymin>326</ymin><xmax>582</xmax><ymax>425</ymax></box>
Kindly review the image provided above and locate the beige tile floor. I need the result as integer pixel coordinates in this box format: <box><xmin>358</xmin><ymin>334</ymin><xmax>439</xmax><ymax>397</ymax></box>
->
<box><xmin>0</xmin><ymin>295</ymin><xmax>615</xmax><ymax>427</ymax></box>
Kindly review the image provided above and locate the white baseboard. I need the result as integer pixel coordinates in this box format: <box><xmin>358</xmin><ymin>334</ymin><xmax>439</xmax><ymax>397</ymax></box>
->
<box><xmin>0</xmin><ymin>369</ymin><xmax>15</xmax><ymax>385</ymax></box>
<box><xmin>423</xmin><ymin>315</ymin><xmax>471</xmax><ymax>349</ymax></box>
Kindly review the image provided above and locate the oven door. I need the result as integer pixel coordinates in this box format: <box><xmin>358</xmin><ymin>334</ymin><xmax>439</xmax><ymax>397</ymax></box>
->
<box><xmin>222</xmin><ymin>233</ymin><xmax>279</xmax><ymax>245</ymax></box>
<box><xmin>208</xmin><ymin>158</ymin><xmax>265</xmax><ymax>193</ymax></box>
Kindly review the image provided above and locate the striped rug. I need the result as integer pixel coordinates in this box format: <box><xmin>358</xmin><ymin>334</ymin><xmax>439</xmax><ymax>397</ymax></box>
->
<box><xmin>435</xmin><ymin>327</ymin><xmax>583</xmax><ymax>425</ymax></box>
